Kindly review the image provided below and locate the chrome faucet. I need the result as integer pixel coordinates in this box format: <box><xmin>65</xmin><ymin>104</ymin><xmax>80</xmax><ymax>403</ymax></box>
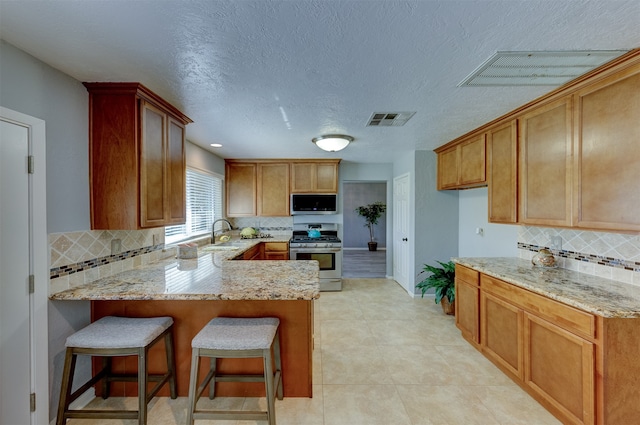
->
<box><xmin>211</xmin><ymin>219</ymin><xmax>233</xmax><ymax>244</ymax></box>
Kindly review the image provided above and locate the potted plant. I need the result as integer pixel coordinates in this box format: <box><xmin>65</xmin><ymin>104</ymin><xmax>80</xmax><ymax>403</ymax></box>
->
<box><xmin>355</xmin><ymin>201</ymin><xmax>387</xmax><ymax>251</ymax></box>
<box><xmin>416</xmin><ymin>260</ymin><xmax>456</xmax><ymax>315</ymax></box>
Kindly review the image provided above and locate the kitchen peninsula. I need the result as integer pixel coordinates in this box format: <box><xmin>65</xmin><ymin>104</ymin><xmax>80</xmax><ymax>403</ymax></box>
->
<box><xmin>50</xmin><ymin>239</ymin><xmax>319</xmax><ymax>398</ymax></box>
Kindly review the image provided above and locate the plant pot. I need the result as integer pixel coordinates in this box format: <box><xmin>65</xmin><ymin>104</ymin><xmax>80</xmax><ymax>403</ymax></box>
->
<box><xmin>368</xmin><ymin>242</ymin><xmax>378</xmax><ymax>251</ymax></box>
<box><xmin>441</xmin><ymin>296</ymin><xmax>455</xmax><ymax>315</ymax></box>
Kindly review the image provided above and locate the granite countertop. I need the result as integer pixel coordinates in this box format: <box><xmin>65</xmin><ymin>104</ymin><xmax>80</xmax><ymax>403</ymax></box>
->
<box><xmin>453</xmin><ymin>257</ymin><xmax>640</xmax><ymax>318</ymax></box>
<box><xmin>50</xmin><ymin>238</ymin><xmax>320</xmax><ymax>301</ymax></box>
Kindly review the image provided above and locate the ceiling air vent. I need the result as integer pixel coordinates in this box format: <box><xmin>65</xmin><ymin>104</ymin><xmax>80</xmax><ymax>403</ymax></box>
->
<box><xmin>458</xmin><ymin>50</ymin><xmax>629</xmax><ymax>87</ymax></box>
<box><xmin>367</xmin><ymin>112</ymin><xmax>416</xmax><ymax>127</ymax></box>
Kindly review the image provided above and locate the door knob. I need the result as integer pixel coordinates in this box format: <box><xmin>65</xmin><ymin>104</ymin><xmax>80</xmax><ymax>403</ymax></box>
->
<box><xmin>402</xmin><ymin>238</ymin><xmax>408</xmax><ymax>241</ymax></box>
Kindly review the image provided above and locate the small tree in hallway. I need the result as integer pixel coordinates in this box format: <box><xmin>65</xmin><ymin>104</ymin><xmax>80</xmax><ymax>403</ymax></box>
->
<box><xmin>355</xmin><ymin>201</ymin><xmax>387</xmax><ymax>251</ymax></box>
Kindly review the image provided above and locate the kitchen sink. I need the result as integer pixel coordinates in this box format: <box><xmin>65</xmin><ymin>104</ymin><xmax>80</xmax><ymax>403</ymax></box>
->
<box><xmin>200</xmin><ymin>241</ymin><xmax>248</xmax><ymax>252</ymax></box>
<box><xmin>200</xmin><ymin>244</ymin><xmax>240</xmax><ymax>252</ymax></box>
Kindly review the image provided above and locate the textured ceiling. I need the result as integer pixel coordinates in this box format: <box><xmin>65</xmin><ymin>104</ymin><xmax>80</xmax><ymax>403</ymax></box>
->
<box><xmin>1</xmin><ymin>0</ymin><xmax>639</xmax><ymax>163</ymax></box>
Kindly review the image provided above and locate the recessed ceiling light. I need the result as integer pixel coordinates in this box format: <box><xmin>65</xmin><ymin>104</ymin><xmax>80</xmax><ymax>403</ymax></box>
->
<box><xmin>459</xmin><ymin>50</ymin><xmax>629</xmax><ymax>86</ymax></box>
<box><xmin>210</xmin><ymin>143</ymin><xmax>222</xmax><ymax>148</ymax></box>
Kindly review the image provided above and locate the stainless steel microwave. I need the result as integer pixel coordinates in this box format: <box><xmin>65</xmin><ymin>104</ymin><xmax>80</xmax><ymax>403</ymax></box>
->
<box><xmin>290</xmin><ymin>194</ymin><xmax>337</xmax><ymax>215</ymax></box>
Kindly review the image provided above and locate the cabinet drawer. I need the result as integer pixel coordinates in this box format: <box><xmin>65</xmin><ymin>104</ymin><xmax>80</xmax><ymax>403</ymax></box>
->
<box><xmin>456</xmin><ymin>264</ymin><xmax>479</xmax><ymax>286</ymax></box>
<box><xmin>264</xmin><ymin>242</ymin><xmax>288</xmax><ymax>252</ymax></box>
<box><xmin>481</xmin><ymin>274</ymin><xmax>595</xmax><ymax>339</ymax></box>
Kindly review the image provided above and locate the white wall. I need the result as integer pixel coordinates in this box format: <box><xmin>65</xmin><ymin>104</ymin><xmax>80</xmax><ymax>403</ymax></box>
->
<box><xmin>0</xmin><ymin>40</ymin><xmax>90</xmax><ymax>233</ymax></box>
<box><xmin>458</xmin><ymin>187</ymin><xmax>518</xmax><ymax>257</ymax></box>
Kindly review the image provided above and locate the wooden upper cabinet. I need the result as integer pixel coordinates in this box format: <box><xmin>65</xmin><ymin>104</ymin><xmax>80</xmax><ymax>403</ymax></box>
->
<box><xmin>167</xmin><ymin>118</ymin><xmax>187</xmax><ymax>224</ymax></box>
<box><xmin>290</xmin><ymin>160</ymin><xmax>340</xmax><ymax>193</ymax></box>
<box><xmin>84</xmin><ymin>82</ymin><xmax>191</xmax><ymax>230</ymax></box>
<box><xmin>573</xmin><ymin>63</ymin><xmax>640</xmax><ymax>231</ymax></box>
<box><xmin>437</xmin><ymin>147</ymin><xmax>460</xmax><ymax>189</ymax></box>
<box><xmin>436</xmin><ymin>134</ymin><xmax>486</xmax><ymax>190</ymax></box>
<box><xmin>226</xmin><ymin>162</ymin><xmax>257</xmax><ymax>217</ymax></box>
<box><xmin>257</xmin><ymin>162</ymin><xmax>290</xmax><ymax>216</ymax></box>
<box><xmin>487</xmin><ymin>120</ymin><xmax>518</xmax><ymax>223</ymax></box>
<box><xmin>518</xmin><ymin>97</ymin><xmax>573</xmax><ymax>227</ymax></box>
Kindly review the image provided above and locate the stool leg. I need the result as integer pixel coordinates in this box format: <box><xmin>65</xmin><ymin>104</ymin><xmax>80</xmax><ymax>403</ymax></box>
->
<box><xmin>56</xmin><ymin>348</ymin><xmax>77</xmax><ymax>425</ymax></box>
<box><xmin>138</xmin><ymin>347</ymin><xmax>148</xmax><ymax>425</ymax></box>
<box><xmin>208</xmin><ymin>357</ymin><xmax>217</xmax><ymax>399</ymax></box>
<box><xmin>274</xmin><ymin>332</ymin><xmax>283</xmax><ymax>400</ymax></box>
<box><xmin>263</xmin><ymin>348</ymin><xmax>276</xmax><ymax>425</ymax></box>
<box><xmin>101</xmin><ymin>356</ymin><xmax>111</xmax><ymax>399</ymax></box>
<box><xmin>164</xmin><ymin>330</ymin><xmax>177</xmax><ymax>399</ymax></box>
<box><xmin>186</xmin><ymin>348</ymin><xmax>201</xmax><ymax>425</ymax></box>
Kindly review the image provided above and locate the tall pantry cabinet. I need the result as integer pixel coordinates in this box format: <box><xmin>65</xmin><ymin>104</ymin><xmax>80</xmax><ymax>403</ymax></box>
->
<box><xmin>84</xmin><ymin>83</ymin><xmax>192</xmax><ymax>230</ymax></box>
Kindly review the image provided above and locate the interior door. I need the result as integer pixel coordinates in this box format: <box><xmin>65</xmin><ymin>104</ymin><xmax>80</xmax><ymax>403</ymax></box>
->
<box><xmin>1</xmin><ymin>107</ymin><xmax>48</xmax><ymax>425</ymax></box>
<box><xmin>1</xmin><ymin>117</ymin><xmax>32</xmax><ymax>424</ymax></box>
<box><xmin>393</xmin><ymin>173</ymin><xmax>410</xmax><ymax>294</ymax></box>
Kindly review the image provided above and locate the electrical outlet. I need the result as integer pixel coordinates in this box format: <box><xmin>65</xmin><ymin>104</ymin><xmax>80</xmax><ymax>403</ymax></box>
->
<box><xmin>110</xmin><ymin>238</ymin><xmax>121</xmax><ymax>255</ymax></box>
<box><xmin>152</xmin><ymin>234</ymin><xmax>158</xmax><ymax>246</ymax></box>
<box><xmin>550</xmin><ymin>236</ymin><xmax>563</xmax><ymax>250</ymax></box>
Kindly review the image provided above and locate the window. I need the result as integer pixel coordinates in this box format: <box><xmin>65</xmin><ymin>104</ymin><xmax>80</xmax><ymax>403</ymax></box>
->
<box><xmin>165</xmin><ymin>168</ymin><xmax>223</xmax><ymax>244</ymax></box>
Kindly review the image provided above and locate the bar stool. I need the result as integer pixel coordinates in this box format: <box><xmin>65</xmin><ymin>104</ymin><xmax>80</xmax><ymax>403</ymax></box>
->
<box><xmin>186</xmin><ymin>317</ymin><xmax>283</xmax><ymax>425</ymax></box>
<box><xmin>56</xmin><ymin>316</ymin><xmax>177</xmax><ymax>425</ymax></box>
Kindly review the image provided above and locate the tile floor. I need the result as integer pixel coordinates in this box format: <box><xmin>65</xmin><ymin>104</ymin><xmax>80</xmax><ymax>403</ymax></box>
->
<box><xmin>69</xmin><ymin>278</ymin><xmax>561</xmax><ymax>424</ymax></box>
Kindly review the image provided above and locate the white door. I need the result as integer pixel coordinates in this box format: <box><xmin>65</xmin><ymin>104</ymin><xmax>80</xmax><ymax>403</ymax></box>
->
<box><xmin>393</xmin><ymin>173</ymin><xmax>411</xmax><ymax>294</ymax></box>
<box><xmin>0</xmin><ymin>108</ymin><xmax>48</xmax><ymax>425</ymax></box>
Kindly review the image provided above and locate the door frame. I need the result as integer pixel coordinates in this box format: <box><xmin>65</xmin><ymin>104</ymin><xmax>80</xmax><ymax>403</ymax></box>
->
<box><xmin>1</xmin><ymin>107</ymin><xmax>49</xmax><ymax>424</ymax></box>
<box><xmin>393</xmin><ymin>172</ymin><xmax>411</xmax><ymax>295</ymax></box>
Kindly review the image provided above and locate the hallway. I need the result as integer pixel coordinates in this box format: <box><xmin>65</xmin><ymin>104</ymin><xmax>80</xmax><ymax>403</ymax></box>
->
<box><xmin>342</xmin><ymin>250</ymin><xmax>386</xmax><ymax>278</ymax></box>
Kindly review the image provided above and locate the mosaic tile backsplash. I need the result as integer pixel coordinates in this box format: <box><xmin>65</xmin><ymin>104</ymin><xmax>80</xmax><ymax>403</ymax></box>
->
<box><xmin>48</xmin><ymin>228</ymin><xmax>172</xmax><ymax>295</ymax></box>
<box><xmin>518</xmin><ymin>226</ymin><xmax>640</xmax><ymax>285</ymax></box>
<box><xmin>49</xmin><ymin>220</ymin><xmax>640</xmax><ymax>295</ymax></box>
<box><xmin>48</xmin><ymin>218</ymin><xmax>294</xmax><ymax>295</ymax></box>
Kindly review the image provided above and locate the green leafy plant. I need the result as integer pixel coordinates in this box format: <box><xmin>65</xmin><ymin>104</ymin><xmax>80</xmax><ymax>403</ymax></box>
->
<box><xmin>415</xmin><ymin>260</ymin><xmax>456</xmax><ymax>304</ymax></box>
<box><xmin>354</xmin><ymin>201</ymin><xmax>387</xmax><ymax>242</ymax></box>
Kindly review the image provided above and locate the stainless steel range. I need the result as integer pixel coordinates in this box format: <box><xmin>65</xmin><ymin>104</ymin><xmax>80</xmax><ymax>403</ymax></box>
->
<box><xmin>289</xmin><ymin>223</ymin><xmax>342</xmax><ymax>291</ymax></box>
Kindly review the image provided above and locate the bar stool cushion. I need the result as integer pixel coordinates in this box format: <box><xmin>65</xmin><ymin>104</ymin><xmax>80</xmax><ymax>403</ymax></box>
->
<box><xmin>192</xmin><ymin>317</ymin><xmax>279</xmax><ymax>351</ymax></box>
<box><xmin>65</xmin><ymin>316</ymin><xmax>174</xmax><ymax>349</ymax></box>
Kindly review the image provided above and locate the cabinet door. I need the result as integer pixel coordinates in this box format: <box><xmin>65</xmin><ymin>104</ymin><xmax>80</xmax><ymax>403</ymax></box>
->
<box><xmin>574</xmin><ymin>65</ymin><xmax>640</xmax><ymax>231</ymax></box>
<box><xmin>140</xmin><ymin>101</ymin><xmax>167</xmax><ymax>228</ymax></box>
<box><xmin>519</xmin><ymin>97</ymin><xmax>572</xmax><ymax>227</ymax></box>
<box><xmin>167</xmin><ymin>118</ymin><xmax>186</xmax><ymax>224</ymax></box>
<box><xmin>456</xmin><ymin>279</ymin><xmax>480</xmax><ymax>346</ymax></box>
<box><xmin>459</xmin><ymin>135</ymin><xmax>486</xmax><ymax>186</ymax></box>
<box><xmin>488</xmin><ymin>121</ymin><xmax>517</xmax><ymax>223</ymax></box>
<box><xmin>226</xmin><ymin>162</ymin><xmax>257</xmax><ymax>216</ymax></box>
<box><xmin>524</xmin><ymin>313</ymin><xmax>594</xmax><ymax>425</ymax></box>
<box><xmin>437</xmin><ymin>147</ymin><xmax>459</xmax><ymax>189</ymax></box>
<box><xmin>290</xmin><ymin>161</ymin><xmax>339</xmax><ymax>193</ymax></box>
<box><xmin>257</xmin><ymin>163</ymin><xmax>290</xmax><ymax>216</ymax></box>
<box><xmin>290</xmin><ymin>162</ymin><xmax>315</xmax><ymax>193</ymax></box>
<box><xmin>315</xmin><ymin>162</ymin><xmax>339</xmax><ymax>192</ymax></box>
<box><xmin>481</xmin><ymin>291</ymin><xmax>523</xmax><ymax>379</ymax></box>
<box><xmin>264</xmin><ymin>242</ymin><xmax>289</xmax><ymax>260</ymax></box>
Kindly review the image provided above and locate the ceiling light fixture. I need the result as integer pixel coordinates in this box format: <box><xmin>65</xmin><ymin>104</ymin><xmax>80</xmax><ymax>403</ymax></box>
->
<box><xmin>311</xmin><ymin>134</ymin><xmax>353</xmax><ymax>152</ymax></box>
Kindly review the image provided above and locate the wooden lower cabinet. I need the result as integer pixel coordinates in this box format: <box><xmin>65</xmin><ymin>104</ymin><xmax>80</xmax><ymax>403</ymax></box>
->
<box><xmin>524</xmin><ymin>313</ymin><xmax>594</xmax><ymax>425</ymax></box>
<box><xmin>263</xmin><ymin>242</ymin><xmax>289</xmax><ymax>260</ymax></box>
<box><xmin>454</xmin><ymin>269</ymin><xmax>640</xmax><ymax>425</ymax></box>
<box><xmin>455</xmin><ymin>265</ymin><xmax>480</xmax><ymax>346</ymax></box>
<box><xmin>481</xmin><ymin>291</ymin><xmax>524</xmax><ymax>380</ymax></box>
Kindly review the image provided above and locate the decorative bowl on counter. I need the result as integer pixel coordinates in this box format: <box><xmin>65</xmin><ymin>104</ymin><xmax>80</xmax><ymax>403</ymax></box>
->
<box><xmin>532</xmin><ymin>248</ymin><xmax>557</xmax><ymax>268</ymax></box>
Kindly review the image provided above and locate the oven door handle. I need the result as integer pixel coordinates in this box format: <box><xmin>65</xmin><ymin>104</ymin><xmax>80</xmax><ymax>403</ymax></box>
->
<box><xmin>290</xmin><ymin>248</ymin><xmax>342</xmax><ymax>253</ymax></box>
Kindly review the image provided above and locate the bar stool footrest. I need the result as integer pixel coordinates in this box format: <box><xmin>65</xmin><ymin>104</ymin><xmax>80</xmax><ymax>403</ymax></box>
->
<box><xmin>193</xmin><ymin>410</ymin><xmax>268</xmax><ymax>421</ymax></box>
